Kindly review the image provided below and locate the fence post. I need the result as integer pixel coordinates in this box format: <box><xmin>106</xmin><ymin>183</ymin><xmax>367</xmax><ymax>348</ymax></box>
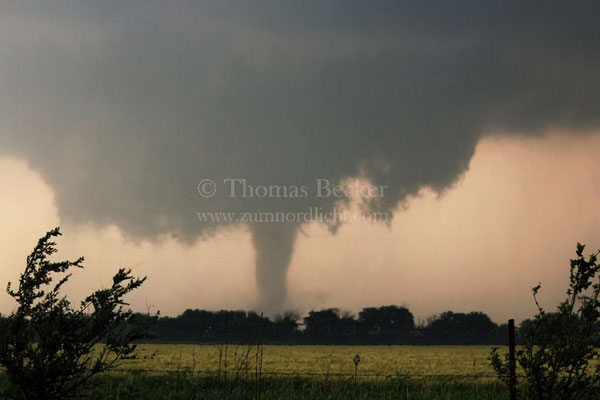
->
<box><xmin>508</xmin><ymin>319</ymin><xmax>516</xmax><ymax>400</ymax></box>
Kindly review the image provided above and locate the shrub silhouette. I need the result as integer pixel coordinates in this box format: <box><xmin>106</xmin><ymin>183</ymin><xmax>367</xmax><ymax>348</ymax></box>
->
<box><xmin>490</xmin><ymin>243</ymin><xmax>600</xmax><ymax>400</ymax></box>
<box><xmin>0</xmin><ymin>228</ymin><xmax>154</xmax><ymax>399</ymax></box>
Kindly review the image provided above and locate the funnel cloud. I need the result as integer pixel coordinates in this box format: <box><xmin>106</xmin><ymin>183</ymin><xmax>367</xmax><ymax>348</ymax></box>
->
<box><xmin>1</xmin><ymin>2</ymin><xmax>600</xmax><ymax>312</ymax></box>
<box><xmin>250</xmin><ymin>223</ymin><xmax>299</xmax><ymax>313</ymax></box>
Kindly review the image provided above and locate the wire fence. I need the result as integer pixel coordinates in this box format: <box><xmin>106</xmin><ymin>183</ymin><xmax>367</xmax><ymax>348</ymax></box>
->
<box><xmin>111</xmin><ymin>367</ymin><xmax>518</xmax><ymax>380</ymax></box>
<box><xmin>112</xmin><ymin>332</ymin><xmax>519</xmax><ymax>382</ymax></box>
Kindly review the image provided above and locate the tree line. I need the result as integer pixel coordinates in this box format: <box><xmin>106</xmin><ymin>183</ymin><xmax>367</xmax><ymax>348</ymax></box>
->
<box><xmin>136</xmin><ymin>305</ymin><xmax>540</xmax><ymax>345</ymax></box>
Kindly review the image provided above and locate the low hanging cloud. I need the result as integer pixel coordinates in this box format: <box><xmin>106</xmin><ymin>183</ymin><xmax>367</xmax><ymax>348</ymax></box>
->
<box><xmin>1</xmin><ymin>2</ymin><xmax>600</xmax><ymax>312</ymax></box>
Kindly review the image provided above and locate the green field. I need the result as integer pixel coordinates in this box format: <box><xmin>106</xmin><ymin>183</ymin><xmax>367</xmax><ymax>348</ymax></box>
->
<box><xmin>80</xmin><ymin>344</ymin><xmax>510</xmax><ymax>399</ymax></box>
<box><xmin>116</xmin><ymin>344</ymin><xmax>501</xmax><ymax>378</ymax></box>
<box><xmin>2</xmin><ymin>345</ymin><xmax>513</xmax><ymax>399</ymax></box>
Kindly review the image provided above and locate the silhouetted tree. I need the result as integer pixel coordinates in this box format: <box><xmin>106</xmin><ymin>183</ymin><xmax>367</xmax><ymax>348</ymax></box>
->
<box><xmin>303</xmin><ymin>308</ymin><xmax>341</xmax><ymax>341</ymax></box>
<box><xmin>146</xmin><ymin>306</ymin><xmax>510</xmax><ymax>345</ymax></box>
<box><xmin>517</xmin><ymin>318</ymin><xmax>535</xmax><ymax>344</ymax></box>
<box><xmin>426</xmin><ymin>311</ymin><xmax>497</xmax><ymax>344</ymax></box>
<box><xmin>0</xmin><ymin>228</ymin><xmax>153</xmax><ymax>400</ymax></box>
<box><xmin>273</xmin><ymin>311</ymin><xmax>300</xmax><ymax>338</ymax></box>
<box><xmin>461</xmin><ymin>312</ymin><xmax>497</xmax><ymax>344</ymax></box>
<box><xmin>358</xmin><ymin>305</ymin><xmax>414</xmax><ymax>342</ymax></box>
<box><xmin>491</xmin><ymin>243</ymin><xmax>600</xmax><ymax>399</ymax></box>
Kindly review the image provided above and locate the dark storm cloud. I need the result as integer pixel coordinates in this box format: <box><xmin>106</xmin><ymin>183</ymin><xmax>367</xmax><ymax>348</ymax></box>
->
<box><xmin>1</xmin><ymin>1</ymin><xmax>600</xmax><ymax>311</ymax></box>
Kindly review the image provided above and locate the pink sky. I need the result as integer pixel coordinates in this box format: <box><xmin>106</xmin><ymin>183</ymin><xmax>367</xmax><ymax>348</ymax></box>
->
<box><xmin>1</xmin><ymin>131</ymin><xmax>599</xmax><ymax>324</ymax></box>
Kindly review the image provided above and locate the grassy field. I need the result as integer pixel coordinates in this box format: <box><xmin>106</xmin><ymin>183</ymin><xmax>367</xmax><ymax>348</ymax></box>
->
<box><xmin>80</xmin><ymin>374</ymin><xmax>508</xmax><ymax>400</ymax></box>
<box><xmin>2</xmin><ymin>345</ymin><xmax>513</xmax><ymax>399</ymax></box>
<box><xmin>116</xmin><ymin>344</ymin><xmax>501</xmax><ymax>377</ymax></box>
<box><xmin>81</xmin><ymin>344</ymin><xmax>510</xmax><ymax>399</ymax></box>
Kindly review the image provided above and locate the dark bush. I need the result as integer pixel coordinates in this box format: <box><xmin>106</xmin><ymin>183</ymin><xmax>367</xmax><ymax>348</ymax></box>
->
<box><xmin>0</xmin><ymin>228</ymin><xmax>154</xmax><ymax>399</ymax></box>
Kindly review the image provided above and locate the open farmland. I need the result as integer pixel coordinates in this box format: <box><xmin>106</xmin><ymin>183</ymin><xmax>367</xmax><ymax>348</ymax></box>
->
<box><xmin>33</xmin><ymin>344</ymin><xmax>510</xmax><ymax>399</ymax></box>
<box><xmin>47</xmin><ymin>344</ymin><xmax>511</xmax><ymax>399</ymax></box>
<box><xmin>115</xmin><ymin>344</ymin><xmax>501</xmax><ymax>378</ymax></box>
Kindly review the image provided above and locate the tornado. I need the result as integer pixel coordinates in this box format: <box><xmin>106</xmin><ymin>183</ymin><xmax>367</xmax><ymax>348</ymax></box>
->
<box><xmin>250</xmin><ymin>223</ymin><xmax>299</xmax><ymax>314</ymax></box>
<box><xmin>2</xmin><ymin>2</ymin><xmax>600</xmax><ymax>315</ymax></box>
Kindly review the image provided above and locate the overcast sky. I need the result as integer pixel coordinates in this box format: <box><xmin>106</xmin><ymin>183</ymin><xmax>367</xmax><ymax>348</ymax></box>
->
<box><xmin>1</xmin><ymin>2</ymin><xmax>600</xmax><ymax>322</ymax></box>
